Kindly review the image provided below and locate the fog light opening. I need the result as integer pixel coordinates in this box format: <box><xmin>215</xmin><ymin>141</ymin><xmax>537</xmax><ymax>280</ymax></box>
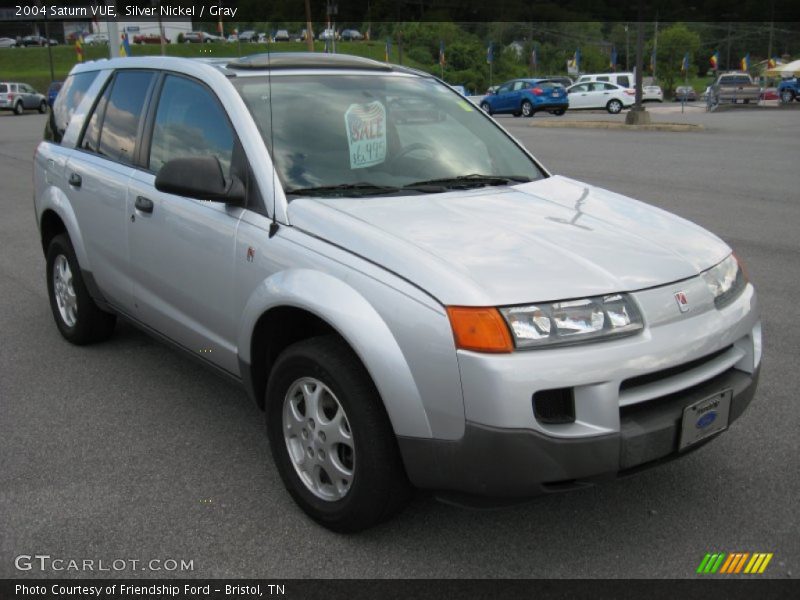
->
<box><xmin>533</xmin><ymin>387</ymin><xmax>576</xmax><ymax>424</ymax></box>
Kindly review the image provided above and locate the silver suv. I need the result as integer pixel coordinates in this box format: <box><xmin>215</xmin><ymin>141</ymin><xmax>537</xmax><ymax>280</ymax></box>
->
<box><xmin>34</xmin><ymin>54</ymin><xmax>761</xmax><ymax>532</ymax></box>
<box><xmin>0</xmin><ymin>81</ymin><xmax>48</xmax><ymax>115</ymax></box>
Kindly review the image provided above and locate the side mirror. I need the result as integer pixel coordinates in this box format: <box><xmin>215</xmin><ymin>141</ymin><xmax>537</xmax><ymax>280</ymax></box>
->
<box><xmin>155</xmin><ymin>156</ymin><xmax>245</xmax><ymax>205</ymax></box>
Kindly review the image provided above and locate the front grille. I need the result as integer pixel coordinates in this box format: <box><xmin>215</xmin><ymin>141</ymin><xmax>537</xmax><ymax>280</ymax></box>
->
<box><xmin>620</xmin><ymin>366</ymin><xmax>736</xmax><ymax>419</ymax></box>
<box><xmin>620</xmin><ymin>345</ymin><xmax>734</xmax><ymax>392</ymax></box>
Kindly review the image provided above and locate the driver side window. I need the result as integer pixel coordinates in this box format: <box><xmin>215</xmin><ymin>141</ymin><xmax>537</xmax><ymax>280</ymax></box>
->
<box><xmin>148</xmin><ymin>75</ymin><xmax>235</xmax><ymax>179</ymax></box>
<box><xmin>496</xmin><ymin>83</ymin><xmax>512</xmax><ymax>95</ymax></box>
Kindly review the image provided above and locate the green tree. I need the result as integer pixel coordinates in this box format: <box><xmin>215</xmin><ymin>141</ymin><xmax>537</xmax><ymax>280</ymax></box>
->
<box><xmin>648</xmin><ymin>23</ymin><xmax>701</xmax><ymax>95</ymax></box>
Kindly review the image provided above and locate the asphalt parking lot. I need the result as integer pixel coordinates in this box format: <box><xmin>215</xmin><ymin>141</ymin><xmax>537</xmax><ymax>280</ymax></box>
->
<box><xmin>1</xmin><ymin>107</ymin><xmax>798</xmax><ymax>579</ymax></box>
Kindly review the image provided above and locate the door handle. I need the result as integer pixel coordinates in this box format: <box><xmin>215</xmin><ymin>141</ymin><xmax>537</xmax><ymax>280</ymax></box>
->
<box><xmin>68</xmin><ymin>172</ymin><xmax>81</xmax><ymax>187</ymax></box>
<box><xmin>135</xmin><ymin>195</ymin><xmax>154</xmax><ymax>213</ymax></box>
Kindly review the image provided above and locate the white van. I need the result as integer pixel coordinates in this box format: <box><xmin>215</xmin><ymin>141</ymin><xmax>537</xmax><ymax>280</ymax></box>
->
<box><xmin>576</xmin><ymin>72</ymin><xmax>634</xmax><ymax>88</ymax></box>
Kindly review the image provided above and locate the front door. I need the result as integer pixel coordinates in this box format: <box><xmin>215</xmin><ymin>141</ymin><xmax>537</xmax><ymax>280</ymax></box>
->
<box><xmin>568</xmin><ymin>83</ymin><xmax>592</xmax><ymax>108</ymax></box>
<box><xmin>127</xmin><ymin>74</ymin><xmax>245</xmax><ymax>374</ymax></box>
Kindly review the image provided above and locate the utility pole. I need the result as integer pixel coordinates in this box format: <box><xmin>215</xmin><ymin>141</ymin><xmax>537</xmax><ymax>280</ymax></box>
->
<box><xmin>155</xmin><ymin>0</ymin><xmax>166</xmax><ymax>56</ymax></box>
<box><xmin>652</xmin><ymin>17</ymin><xmax>658</xmax><ymax>80</ymax></box>
<box><xmin>398</xmin><ymin>29</ymin><xmax>403</xmax><ymax>65</ymax></box>
<box><xmin>107</xmin><ymin>0</ymin><xmax>120</xmax><ymax>58</ymax></box>
<box><xmin>625</xmin><ymin>0</ymin><xmax>650</xmax><ymax>125</ymax></box>
<box><xmin>305</xmin><ymin>0</ymin><xmax>314</xmax><ymax>51</ymax></box>
<box><xmin>767</xmin><ymin>1</ymin><xmax>775</xmax><ymax>60</ymax></box>
<box><xmin>625</xmin><ymin>23</ymin><xmax>629</xmax><ymax>71</ymax></box>
<box><xmin>726</xmin><ymin>22</ymin><xmax>732</xmax><ymax>70</ymax></box>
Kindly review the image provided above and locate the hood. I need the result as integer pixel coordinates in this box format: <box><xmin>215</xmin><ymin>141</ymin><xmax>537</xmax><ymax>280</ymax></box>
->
<box><xmin>287</xmin><ymin>175</ymin><xmax>730</xmax><ymax>306</ymax></box>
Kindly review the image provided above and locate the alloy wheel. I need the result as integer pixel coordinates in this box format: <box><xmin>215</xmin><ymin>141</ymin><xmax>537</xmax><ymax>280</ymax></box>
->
<box><xmin>282</xmin><ymin>377</ymin><xmax>355</xmax><ymax>502</ymax></box>
<box><xmin>52</xmin><ymin>254</ymin><xmax>77</xmax><ymax>327</ymax></box>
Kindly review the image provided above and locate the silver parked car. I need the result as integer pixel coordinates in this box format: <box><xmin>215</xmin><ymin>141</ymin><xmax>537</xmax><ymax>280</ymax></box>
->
<box><xmin>34</xmin><ymin>54</ymin><xmax>761</xmax><ymax>532</ymax></box>
<box><xmin>0</xmin><ymin>81</ymin><xmax>48</xmax><ymax>114</ymax></box>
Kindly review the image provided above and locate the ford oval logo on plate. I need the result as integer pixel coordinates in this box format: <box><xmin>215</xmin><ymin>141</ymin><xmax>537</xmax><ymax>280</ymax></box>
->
<box><xmin>696</xmin><ymin>411</ymin><xmax>717</xmax><ymax>429</ymax></box>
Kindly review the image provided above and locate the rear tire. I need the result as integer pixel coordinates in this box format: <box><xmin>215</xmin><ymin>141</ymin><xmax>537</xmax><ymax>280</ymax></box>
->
<box><xmin>266</xmin><ymin>336</ymin><xmax>412</xmax><ymax>532</ymax></box>
<box><xmin>13</xmin><ymin>101</ymin><xmax>23</xmax><ymax>115</ymax></box>
<box><xmin>607</xmin><ymin>99</ymin><xmax>623</xmax><ymax>114</ymax></box>
<box><xmin>781</xmin><ymin>90</ymin><xmax>795</xmax><ymax>104</ymax></box>
<box><xmin>46</xmin><ymin>234</ymin><xmax>116</xmax><ymax>345</ymax></box>
<box><xmin>521</xmin><ymin>100</ymin><xmax>534</xmax><ymax>117</ymax></box>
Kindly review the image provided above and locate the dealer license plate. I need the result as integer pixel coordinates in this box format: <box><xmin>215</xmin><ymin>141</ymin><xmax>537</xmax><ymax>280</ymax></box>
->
<box><xmin>679</xmin><ymin>389</ymin><xmax>732</xmax><ymax>450</ymax></box>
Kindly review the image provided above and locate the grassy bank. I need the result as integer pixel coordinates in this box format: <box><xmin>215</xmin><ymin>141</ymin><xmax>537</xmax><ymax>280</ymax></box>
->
<box><xmin>0</xmin><ymin>41</ymin><xmax>427</xmax><ymax>92</ymax></box>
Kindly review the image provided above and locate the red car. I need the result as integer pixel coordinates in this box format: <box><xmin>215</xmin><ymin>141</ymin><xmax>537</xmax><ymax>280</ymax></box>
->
<box><xmin>134</xmin><ymin>34</ymin><xmax>170</xmax><ymax>44</ymax></box>
<box><xmin>760</xmin><ymin>87</ymin><xmax>779</xmax><ymax>101</ymax></box>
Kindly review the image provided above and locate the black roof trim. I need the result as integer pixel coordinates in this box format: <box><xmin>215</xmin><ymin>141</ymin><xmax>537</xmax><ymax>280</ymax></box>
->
<box><xmin>227</xmin><ymin>52</ymin><xmax>394</xmax><ymax>72</ymax></box>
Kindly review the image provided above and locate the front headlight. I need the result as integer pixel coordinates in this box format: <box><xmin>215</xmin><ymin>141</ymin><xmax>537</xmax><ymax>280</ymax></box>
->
<box><xmin>702</xmin><ymin>254</ymin><xmax>747</xmax><ymax>308</ymax></box>
<box><xmin>499</xmin><ymin>294</ymin><xmax>643</xmax><ymax>349</ymax></box>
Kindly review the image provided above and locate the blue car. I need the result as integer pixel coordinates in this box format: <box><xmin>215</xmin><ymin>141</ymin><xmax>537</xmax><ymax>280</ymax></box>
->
<box><xmin>46</xmin><ymin>81</ymin><xmax>62</xmax><ymax>107</ymax></box>
<box><xmin>480</xmin><ymin>78</ymin><xmax>568</xmax><ymax>117</ymax></box>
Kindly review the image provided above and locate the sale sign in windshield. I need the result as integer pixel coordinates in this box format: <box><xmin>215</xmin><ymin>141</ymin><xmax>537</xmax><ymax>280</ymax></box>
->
<box><xmin>345</xmin><ymin>101</ymin><xmax>387</xmax><ymax>169</ymax></box>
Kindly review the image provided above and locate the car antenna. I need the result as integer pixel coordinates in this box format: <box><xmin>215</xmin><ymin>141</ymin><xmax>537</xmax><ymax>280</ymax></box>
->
<box><xmin>267</xmin><ymin>39</ymin><xmax>279</xmax><ymax>238</ymax></box>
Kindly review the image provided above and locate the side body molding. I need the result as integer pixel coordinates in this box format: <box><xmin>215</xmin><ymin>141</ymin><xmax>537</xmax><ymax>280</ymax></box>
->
<box><xmin>237</xmin><ymin>268</ymin><xmax>434</xmax><ymax>439</ymax></box>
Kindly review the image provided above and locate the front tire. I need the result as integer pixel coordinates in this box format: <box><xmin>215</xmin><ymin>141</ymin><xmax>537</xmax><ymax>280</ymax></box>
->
<box><xmin>521</xmin><ymin>100</ymin><xmax>534</xmax><ymax>117</ymax></box>
<box><xmin>781</xmin><ymin>90</ymin><xmax>795</xmax><ymax>104</ymax></box>
<box><xmin>266</xmin><ymin>336</ymin><xmax>411</xmax><ymax>532</ymax></box>
<box><xmin>38</xmin><ymin>100</ymin><xmax>47</xmax><ymax>114</ymax></box>
<box><xmin>46</xmin><ymin>234</ymin><xmax>116</xmax><ymax>345</ymax></box>
<box><xmin>480</xmin><ymin>101</ymin><xmax>492</xmax><ymax>115</ymax></box>
<box><xmin>607</xmin><ymin>99</ymin><xmax>623</xmax><ymax>114</ymax></box>
<box><xmin>552</xmin><ymin>108</ymin><xmax>566</xmax><ymax>116</ymax></box>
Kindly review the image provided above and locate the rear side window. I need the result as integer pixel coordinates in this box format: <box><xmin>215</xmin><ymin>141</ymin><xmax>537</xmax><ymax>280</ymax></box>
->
<box><xmin>96</xmin><ymin>71</ymin><xmax>155</xmax><ymax>164</ymax></box>
<box><xmin>46</xmin><ymin>71</ymin><xmax>99</xmax><ymax>144</ymax></box>
<box><xmin>148</xmin><ymin>75</ymin><xmax>234</xmax><ymax>177</ymax></box>
<box><xmin>0</xmin><ymin>84</ymin><xmax>7</xmax><ymax>93</ymax></box>
<box><xmin>617</xmin><ymin>76</ymin><xmax>631</xmax><ymax>87</ymax></box>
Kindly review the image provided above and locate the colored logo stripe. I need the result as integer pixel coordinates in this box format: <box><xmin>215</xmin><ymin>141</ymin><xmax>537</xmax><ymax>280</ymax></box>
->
<box><xmin>697</xmin><ymin>553</ymin><xmax>726</xmax><ymax>573</ymax></box>
<box><xmin>700</xmin><ymin>552</ymin><xmax>774</xmax><ymax>574</ymax></box>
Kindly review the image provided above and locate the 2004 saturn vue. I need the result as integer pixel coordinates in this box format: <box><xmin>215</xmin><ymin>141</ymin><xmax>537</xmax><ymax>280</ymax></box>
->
<box><xmin>34</xmin><ymin>53</ymin><xmax>761</xmax><ymax>532</ymax></box>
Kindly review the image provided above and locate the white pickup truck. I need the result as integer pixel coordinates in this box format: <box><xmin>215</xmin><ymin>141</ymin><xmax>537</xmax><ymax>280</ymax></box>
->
<box><xmin>710</xmin><ymin>72</ymin><xmax>761</xmax><ymax>104</ymax></box>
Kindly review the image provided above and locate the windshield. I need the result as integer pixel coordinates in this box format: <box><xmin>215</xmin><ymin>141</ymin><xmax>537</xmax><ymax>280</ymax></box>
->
<box><xmin>234</xmin><ymin>73</ymin><xmax>545</xmax><ymax>196</ymax></box>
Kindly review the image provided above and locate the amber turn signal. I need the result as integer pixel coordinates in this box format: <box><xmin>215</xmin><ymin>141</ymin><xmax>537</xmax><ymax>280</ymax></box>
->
<box><xmin>446</xmin><ymin>306</ymin><xmax>514</xmax><ymax>353</ymax></box>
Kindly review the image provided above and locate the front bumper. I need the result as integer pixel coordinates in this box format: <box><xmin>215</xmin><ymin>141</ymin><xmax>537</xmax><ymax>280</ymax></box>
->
<box><xmin>398</xmin><ymin>277</ymin><xmax>760</xmax><ymax>499</ymax></box>
<box><xmin>398</xmin><ymin>365</ymin><xmax>759</xmax><ymax>498</ymax></box>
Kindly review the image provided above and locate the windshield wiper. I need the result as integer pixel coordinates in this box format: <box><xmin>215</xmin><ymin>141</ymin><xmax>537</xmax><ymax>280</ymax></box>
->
<box><xmin>285</xmin><ymin>181</ymin><xmax>452</xmax><ymax>197</ymax></box>
<box><xmin>285</xmin><ymin>182</ymin><xmax>402</xmax><ymax>197</ymax></box>
<box><xmin>404</xmin><ymin>174</ymin><xmax>532</xmax><ymax>190</ymax></box>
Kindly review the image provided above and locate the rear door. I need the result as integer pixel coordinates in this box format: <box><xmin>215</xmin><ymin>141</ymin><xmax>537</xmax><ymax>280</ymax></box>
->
<box><xmin>584</xmin><ymin>82</ymin><xmax>612</xmax><ymax>108</ymax></box>
<box><xmin>64</xmin><ymin>70</ymin><xmax>156</xmax><ymax>310</ymax></box>
<box><xmin>126</xmin><ymin>73</ymin><xmax>248</xmax><ymax>373</ymax></box>
<box><xmin>507</xmin><ymin>80</ymin><xmax>526</xmax><ymax>110</ymax></box>
<box><xmin>21</xmin><ymin>84</ymin><xmax>39</xmax><ymax>108</ymax></box>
